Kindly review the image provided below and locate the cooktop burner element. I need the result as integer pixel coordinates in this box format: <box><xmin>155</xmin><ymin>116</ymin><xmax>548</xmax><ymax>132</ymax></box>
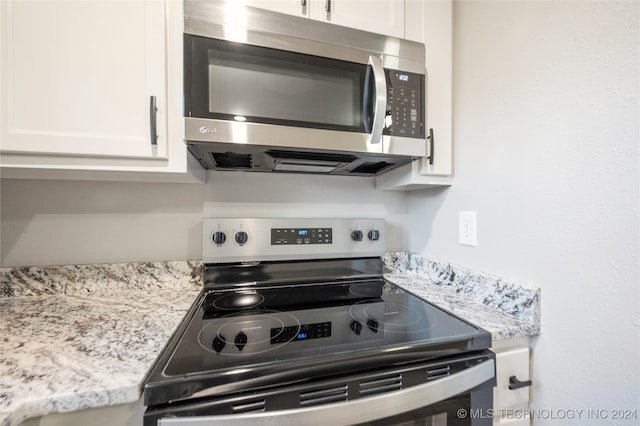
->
<box><xmin>349</xmin><ymin>298</ymin><xmax>432</xmax><ymax>334</ymax></box>
<box><xmin>198</xmin><ymin>310</ymin><xmax>302</xmax><ymax>356</ymax></box>
<box><xmin>210</xmin><ymin>292</ymin><xmax>265</xmax><ymax>310</ymax></box>
<box><xmin>143</xmin><ymin>218</ymin><xmax>493</xmax><ymax>425</ymax></box>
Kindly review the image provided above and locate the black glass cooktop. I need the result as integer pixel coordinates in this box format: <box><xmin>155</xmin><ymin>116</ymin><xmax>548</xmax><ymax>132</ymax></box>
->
<box><xmin>144</xmin><ymin>280</ymin><xmax>491</xmax><ymax>406</ymax></box>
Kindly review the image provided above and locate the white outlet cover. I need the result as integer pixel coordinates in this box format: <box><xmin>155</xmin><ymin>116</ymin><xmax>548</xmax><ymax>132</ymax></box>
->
<box><xmin>459</xmin><ymin>211</ymin><xmax>477</xmax><ymax>246</ymax></box>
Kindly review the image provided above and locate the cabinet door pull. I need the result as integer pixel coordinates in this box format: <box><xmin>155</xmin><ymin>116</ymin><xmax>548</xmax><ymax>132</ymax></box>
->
<box><xmin>301</xmin><ymin>0</ymin><xmax>306</xmax><ymax>6</ymax></box>
<box><xmin>426</xmin><ymin>128</ymin><xmax>434</xmax><ymax>165</ymax></box>
<box><xmin>150</xmin><ymin>95</ymin><xmax>158</xmax><ymax>147</ymax></box>
<box><xmin>508</xmin><ymin>375</ymin><xmax>532</xmax><ymax>390</ymax></box>
<box><xmin>325</xmin><ymin>0</ymin><xmax>331</xmax><ymax>13</ymax></box>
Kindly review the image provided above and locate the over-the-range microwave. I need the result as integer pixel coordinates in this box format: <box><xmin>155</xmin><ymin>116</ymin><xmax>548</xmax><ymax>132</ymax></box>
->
<box><xmin>184</xmin><ymin>0</ymin><xmax>427</xmax><ymax>176</ymax></box>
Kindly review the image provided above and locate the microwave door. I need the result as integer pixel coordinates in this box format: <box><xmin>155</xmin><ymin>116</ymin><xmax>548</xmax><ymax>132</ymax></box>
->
<box><xmin>184</xmin><ymin>35</ymin><xmax>385</xmax><ymax>155</ymax></box>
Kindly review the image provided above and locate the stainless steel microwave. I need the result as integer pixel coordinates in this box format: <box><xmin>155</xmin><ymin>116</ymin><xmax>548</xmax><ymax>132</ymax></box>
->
<box><xmin>184</xmin><ymin>0</ymin><xmax>427</xmax><ymax>176</ymax></box>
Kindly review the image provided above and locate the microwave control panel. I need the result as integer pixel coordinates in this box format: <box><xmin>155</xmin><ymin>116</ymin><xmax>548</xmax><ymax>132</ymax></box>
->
<box><xmin>385</xmin><ymin>70</ymin><xmax>424</xmax><ymax>139</ymax></box>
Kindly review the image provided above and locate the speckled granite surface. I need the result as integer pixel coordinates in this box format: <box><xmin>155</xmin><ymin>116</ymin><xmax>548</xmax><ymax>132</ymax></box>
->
<box><xmin>384</xmin><ymin>275</ymin><xmax>540</xmax><ymax>340</ymax></box>
<box><xmin>0</xmin><ymin>262</ymin><xmax>202</xmax><ymax>426</ymax></box>
<box><xmin>0</xmin><ymin>256</ymin><xmax>540</xmax><ymax>426</ymax></box>
<box><xmin>0</xmin><ymin>261</ymin><xmax>203</xmax><ymax>297</ymax></box>
<box><xmin>383</xmin><ymin>252</ymin><xmax>541</xmax><ymax>339</ymax></box>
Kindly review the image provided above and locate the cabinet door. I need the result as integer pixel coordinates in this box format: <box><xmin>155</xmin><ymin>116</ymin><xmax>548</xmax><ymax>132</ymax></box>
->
<box><xmin>316</xmin><ymin>0</ymin><xmax>405</xmax><ymax>39</ymax></box>
<box><xmin>403</xmin><ymin>0</ymin><xmax>452</xmax><ymax>177</ymax></box>
<box><xmin>0</xmin><ymin>0</ymin><xmax>166</xmax><ymax>159</ymax></box>
<box><xmin>419</xmin><ymin>0</ymin><xmax>452</xmax><ymax>177</ymax></box>
<box><xmin>493</xmin><ymin>346</ymin><xmax>531</xmax><ymax>426</ymax></box>
<box><xmin>240</xmin><ymin>0</ymin><xmax>311</xmax><ymax>18</ymax></box>
<box><xmin>375</xmin><ymin>0</ymin><xmax>453</xmax><ymax>190</ymax></box>
<box><xmin>238</xmin><ymin>1</ymin><xmax>403</xmax><ymax>39</ymax></box>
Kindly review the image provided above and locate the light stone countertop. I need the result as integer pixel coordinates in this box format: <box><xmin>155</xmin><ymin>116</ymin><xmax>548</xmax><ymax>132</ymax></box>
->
<box><xmin>0</xmin><ymin>257</ymin><xmax>540</xmax><ymax>426</ymax></box>
<box><xmin>0</xmin><ymin>262</ymin><xmax>202</xmax><ymax>426</ymax></box>
<box><xmin>385</xmin><ymin>274</ymin><xmax>540</xmax><ymax>340</ymax></box>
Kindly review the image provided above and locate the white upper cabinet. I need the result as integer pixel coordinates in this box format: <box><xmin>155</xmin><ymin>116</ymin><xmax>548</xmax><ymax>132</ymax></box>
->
<box><xmin>415</xmin><ymin>0</ymin><xmax>453</xmax><ymax>178</ymax></box>
<box><xmin>241</xmin><ymin>0</ymin><xmax>312</xmax><ymax>18</ymax></box>
<box><xmin>240</xmin><ymin>0</ymin><xmax>404</xmax><ymax>39</ymax></box>
<box><xmin>316</xmin><ymin>0</ymin><xmax>404</xmax><ymax>39</ymax></box>
<box><xmin>1</xmin><ymin>0</ymin><xmax>163</xmax><ymax>158</ymax></box>
<box><xmin>0</xmin><ymin>0</ymin><xmax>204</xmax><ymax>182</ymax></box>
<box><xmin>376</xmin><ymin>0</ymin><xmax>453</xmax><ymax>190</ymax></box>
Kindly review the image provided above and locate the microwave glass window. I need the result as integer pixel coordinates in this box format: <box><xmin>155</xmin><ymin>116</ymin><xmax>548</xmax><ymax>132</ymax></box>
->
<box><xmin>207</xmin><ymin>50</ymin><xmax>361</xmax><ymax>128</ymax></box>
<box><xmin>185</xmin><ymin>36</ymin><xmax>372</xmax><ymax>133</ymax></box>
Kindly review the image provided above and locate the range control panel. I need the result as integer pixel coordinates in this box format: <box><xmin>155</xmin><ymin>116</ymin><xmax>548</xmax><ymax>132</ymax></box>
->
<box><xmin>202</xmin><ymin>218</ymin><xmax>385</xmax><ymax>263</ymax></box>
<box><xmin>271</xmin><ymin>228</ymin><xmax>333</xmax><ymax>245</ymax></box>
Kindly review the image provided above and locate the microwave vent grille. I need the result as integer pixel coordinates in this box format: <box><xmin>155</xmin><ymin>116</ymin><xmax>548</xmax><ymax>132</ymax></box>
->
<box><xmin>211</xmin><ymin>152</ymin><xmax>252</xmax><ymax>169</ymax></box>
<box><xmin>350</xmin><ymin>161</ymin><xmax>393</xmax><ymax>174</ymax></box>
<box><xmin>266</xmin><ymin>150</ymin><xmax>357</xmax><ymax>164</ymax></box>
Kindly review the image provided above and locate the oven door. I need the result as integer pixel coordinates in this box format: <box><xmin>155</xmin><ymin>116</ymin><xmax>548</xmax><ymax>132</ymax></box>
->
<box><xmin>146</xmin><ymin>355</ymin><xmax>495</xmax><ymax>426</ymax></box>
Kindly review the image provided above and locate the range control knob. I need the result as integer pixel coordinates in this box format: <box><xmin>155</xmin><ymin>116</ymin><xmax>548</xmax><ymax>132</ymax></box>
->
<box><xmin>350</xmin><ymin>320</ymin><xmax>363</xmax><ymax>335</ymax></box>
<box><xmin>212</xmin><ymin>335</ymin><xmax>226</xmax><ymax>353</ymax></box>
<box><xmin>212</xmin><ymin>231</ymin><xmax>227</xmax><ymax>245</ymax></box>
<box><xmin>351</xmin><ymin>230</ymin><xmax>363</xmax><ymax>242</ymax></box>
<box><xmin>235</xmin><ymin>332</ymin><xmax>248</xmax><ymax>351</ymax></box>
<box><xmin>235</xmin><ymin>231</ymin><xmax>248</xmax><ymax>246</ymax></box>
<box><xmin>368</xmin><ymin>230</ymin><xmax>380</xmax><ymax>241</ymax></box>
<box><xmin>367</xmin><ymin>319</ymin><xmax>379</xmax><ymax>333</ymax></box>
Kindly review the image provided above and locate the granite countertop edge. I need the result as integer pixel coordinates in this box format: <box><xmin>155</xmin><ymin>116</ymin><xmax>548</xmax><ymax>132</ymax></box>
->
<box><xmin>0</xmin><ymin>261</ymin><xmax>540</xmax><ymax>426</ymax></box>
<box><xmin>384</xmin><ymin>274</ymin><xmax>541</xmax><ymax>341</ymax></box>
<box><xmin>0</xmin><ymin>287</ymin><xmax>202</xmax><ymax>426</ymax></box>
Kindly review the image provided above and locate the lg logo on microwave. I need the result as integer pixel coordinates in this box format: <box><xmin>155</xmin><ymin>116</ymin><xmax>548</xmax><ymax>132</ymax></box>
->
<box><xmin>199</xmin><ymin>126</ymin><xmax>217</xmax><ymax>134</ymax></box>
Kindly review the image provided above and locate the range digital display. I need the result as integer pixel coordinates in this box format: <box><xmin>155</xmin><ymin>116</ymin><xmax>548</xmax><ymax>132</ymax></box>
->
<box><xmin>271</xmin><ymin>228</ymin><xmax>332</xmax><ymax>245</ymax></box>
<box><xmin>271</xmin><ymin>322</ymin><xmax>332</xmax><ymax>344</ymax></box>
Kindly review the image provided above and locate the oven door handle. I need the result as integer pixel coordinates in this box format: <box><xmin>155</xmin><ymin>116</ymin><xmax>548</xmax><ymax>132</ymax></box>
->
<box><xmin>158</xmin><ymin>359</ymin><xmax>495</xmax><ymax>426</ymax></box>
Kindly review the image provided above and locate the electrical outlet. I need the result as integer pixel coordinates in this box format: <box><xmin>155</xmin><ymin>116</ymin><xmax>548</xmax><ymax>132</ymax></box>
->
<box><xmin>458</xmin><ymin>211</ymin><xmax>477</xmax><ymax>246</ymax></box>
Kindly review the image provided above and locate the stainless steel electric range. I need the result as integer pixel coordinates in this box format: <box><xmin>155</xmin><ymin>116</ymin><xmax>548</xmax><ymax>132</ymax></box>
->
<box><xmin>143</xmin><ymin>218</ymin><xmax>495</xmax><ymax>426</ymax></box>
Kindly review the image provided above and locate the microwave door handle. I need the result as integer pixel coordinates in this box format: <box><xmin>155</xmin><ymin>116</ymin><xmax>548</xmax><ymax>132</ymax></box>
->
<box><xmin>363</xmin><ymin>65</ymin><xmax>374</xmax><ymax>134</ymax></box>
<box><xmin>366</xmin><ymin>55</ymin><xmax>386</xmax><ymax>147</ymax></box>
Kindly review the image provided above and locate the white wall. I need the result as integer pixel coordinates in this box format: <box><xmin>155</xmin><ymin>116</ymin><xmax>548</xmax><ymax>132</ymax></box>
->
<box><xmin>409</xmin><ymin>1</ymin><xmax>639</xmax><ymax>422</ymax></box>
<box><xmin>0</xmin><ymin>178</ymin><xmax>206</xmax><ymax>266</ymax></box>
<box><xmin>0</xmin><ymin>172</ymin><xmax>408</xmax><ymax>267</ymax></box>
